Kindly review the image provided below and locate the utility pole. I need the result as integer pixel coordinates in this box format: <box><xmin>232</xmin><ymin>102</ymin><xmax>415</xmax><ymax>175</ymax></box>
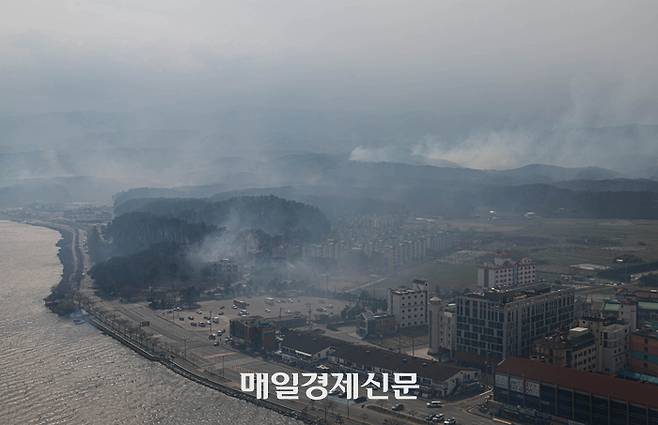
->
<box><xmin>307</xmin><ymin>303</ymin><xmax>312</xmax><ymax>329</ymax></box>
<box><xmin>412</xmin><ymin>335</ymin><xmax>415</xmax><ymax>356</ymax></box>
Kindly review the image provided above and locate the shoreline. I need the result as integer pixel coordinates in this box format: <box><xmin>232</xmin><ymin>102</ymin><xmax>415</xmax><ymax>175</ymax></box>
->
<box><xmin>83</xmin><ymin>312</ymin><xmax>318</xmax><ymax>424</ymax></box>
<box><xmin>20</xmin><ymin>219</ymin><xmax>322</xmax><ymax>425</ymax></box>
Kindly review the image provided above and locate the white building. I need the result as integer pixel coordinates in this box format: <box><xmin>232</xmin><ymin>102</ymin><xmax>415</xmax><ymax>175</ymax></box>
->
<box><xmin>478</xmin><ymin>257</ymin><xmax>536</xmax><ymax>289</ymax></box>
<box><xmin>388</xmin><ymin>280</ymin><xmax>428</xmax><ymax>328</ymax></box>
<box><xmin>577</xmin><ymin>317</ymin><xmax>629</xmax><ymax>374</ymax></box>
<box><xmin>428</xmin><ymin>297</ymin><xmax>456</xmax><ymax>357</ymax></box>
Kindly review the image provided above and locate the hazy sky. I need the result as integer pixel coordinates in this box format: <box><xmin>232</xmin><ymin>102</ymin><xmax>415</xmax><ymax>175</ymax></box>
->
<box><xmin>1</xmin><ymin>1</ymin><xmax>657</xmax><ymax>171</ymax></box>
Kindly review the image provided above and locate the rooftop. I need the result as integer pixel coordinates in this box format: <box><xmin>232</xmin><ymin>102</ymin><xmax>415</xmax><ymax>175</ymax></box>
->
<box><xmin>390</xmin><ymin>286</ymin><xmax>426</xmax><ymax>295</ymax></box>
<box><xmin>497</xmin><ymin>357</ymin><xmax>658</xmax><ymax>409</ymax></box>
<box><xmin>281</xmin><ymin>330</ymin><xmax>475</xmax><ymax>383</ymax></box>
<box><xmin>463</xmin><ymin>283</ymin><xmax>570</xmax><ymax>304</ymax></box>
<box><xmin>333</xmin><ymin>344</ymin><xmax>475</xmax><ymax>383</ymax></box>
<box><xmin>280</xmin><ymin>330</ymin><xmax>350</xmax><ymax>355</ymax></box>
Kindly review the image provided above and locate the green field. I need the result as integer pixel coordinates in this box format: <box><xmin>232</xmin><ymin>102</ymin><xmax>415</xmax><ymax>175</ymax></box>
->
<box><xmin>448</xmin><ymin>217</ymin><xmax>658</xmax><ymax>274</ymax></box>
<box><xmin>365</xmin><ymin>218</ymin><xmax>658</xmax><ymax>295</ymax></box>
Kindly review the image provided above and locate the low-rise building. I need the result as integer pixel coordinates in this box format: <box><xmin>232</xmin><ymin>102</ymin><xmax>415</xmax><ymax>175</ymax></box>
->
<box><xmin>329</xmin><ymin>344</ymin><xmax>479</xmax><ymax>398</ymax></box>
<box><xmin>278</xmin><ymin>330</ymin><xmax>479</xmax><ymax>398</ymax></box>
<box><xmin>356</xmin><ymin>311</ymin><xmax>397</xmax><ymax>339</ymax></box>
<box><xmin>494</xmin><ymin>357</ymin><xmax>658</xmax><ymax>425</ymax></box>
<box><xmin>532</xmin><ymin>327</ymin><xmax>597</xmax><ymax>372</ymax></box>
<box><xmin>279</xmin><ymin>331</ymin><xmax>339</xmax><ymax>365</ymax></box>
<box><xmin>229</xmin><ymin>316</ymin><xmax>275</xmax><ymax>351</ymax></box>
<box><xmin>630</xmin><ymin>326</ymin><xmax>658</xmax><ymax>378</ymax></box>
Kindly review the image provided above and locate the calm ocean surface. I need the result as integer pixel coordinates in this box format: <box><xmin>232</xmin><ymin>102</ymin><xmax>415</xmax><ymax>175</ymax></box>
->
<box><xmin>0</xmin><ymin>220</ymin><xmax>300</xmax><ymax>425</ymax></box>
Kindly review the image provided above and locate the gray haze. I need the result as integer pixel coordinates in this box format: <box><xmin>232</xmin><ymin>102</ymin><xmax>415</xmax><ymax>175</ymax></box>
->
<box><xmin>1</xmin><ymin>0</ymin><xmax>658</xmax><ymax>186</ymax></box>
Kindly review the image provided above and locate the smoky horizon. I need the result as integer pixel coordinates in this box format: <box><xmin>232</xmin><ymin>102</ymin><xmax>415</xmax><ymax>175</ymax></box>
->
<box><xmin>0</xmin><ymin>0</ymin><xmax>657</xmax><ymax>190</ymax></box>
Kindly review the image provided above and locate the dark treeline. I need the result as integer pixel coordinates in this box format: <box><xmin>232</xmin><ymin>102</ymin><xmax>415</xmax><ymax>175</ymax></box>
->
<box><xmin>115</xmin><ymin>195</ymin><xmax>330</xmax><ymax>242</ymax></box>
<box><xmin>90</xmin><ymin>242</ymin><xmax>193</xmax><ymax>298</ymax></box>
<box><xmin>106</xmin><ymin>212</ymin><xmax>219</xmax><ymax>257</ymax></box>
<box><xmin>89</xmin><ymin>195</ymin><xmax>331</xmax><ymax>299</ymax></box>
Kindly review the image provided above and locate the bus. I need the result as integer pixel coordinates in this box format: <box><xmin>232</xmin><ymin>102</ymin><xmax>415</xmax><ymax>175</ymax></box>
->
<box><xmin>233</xmin><ymin>299</ymin><xmax>248</xmax><ymax>309</ymax></box>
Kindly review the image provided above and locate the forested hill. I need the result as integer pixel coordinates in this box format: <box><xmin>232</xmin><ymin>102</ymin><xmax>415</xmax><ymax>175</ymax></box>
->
<box><xmin>114</xmin><ymin>195</ymin><xmax>331</xmax><ymax>242</ymax></box>
<box><xmin>105</xmin><ymin>212</ymin><xmax>219</xmax><ymax>257</ymax></box>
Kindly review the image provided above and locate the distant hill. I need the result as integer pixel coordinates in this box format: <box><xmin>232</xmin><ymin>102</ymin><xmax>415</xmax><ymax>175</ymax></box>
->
<box><xmin>109</xmin><ymin>157</ymin><xmax>642</xmax><ymax>219</ymax></box>
<box><xmin>479</xmin><ymin>184</ymin><xmax>658</xmax><ymax>219</ymax></box>
<box><xmin>0</xmin><ymin>176</ymin><xmax>127</xmax><ymax>207</ymax></box>
<box><xmin>553</xmin><ymin>178</ymin><xmax>658</xmax><ymax>192</ymax></box>
<box><xmin>493</xmin><ymin>164</ymin><xmax>619</xmax><ymax>183</ymax></box>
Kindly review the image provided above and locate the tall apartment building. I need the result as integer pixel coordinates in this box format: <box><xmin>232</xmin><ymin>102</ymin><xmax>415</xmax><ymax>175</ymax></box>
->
<box><xmin>456</xmin><ymin>284</ymin><xmax>575</xmax><ymax>360</ymax></box>
<box><xmin>428</xmin><ymin>297</ymin><xmax>456</xmax><ymax>357</ymax></box>
<box><xmin>388</xmin><ymin>280</ymin><xmax>428</xmax><ymax>328</ymax></box>
<box><xmin>478</xmin><ymin>257</ymin><xmax>536</xmax><ymax>289</ymax></box>
<box><xmin>577</xmin><ymin>317</ymin><xmax>629</xmax><ymax>374</ymax></box>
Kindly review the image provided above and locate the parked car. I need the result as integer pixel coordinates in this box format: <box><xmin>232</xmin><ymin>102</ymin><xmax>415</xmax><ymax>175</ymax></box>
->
<box><xmin>392</xmin><ymin>403</ymin><xmax>404</xmax><ymax>411</ymax></box>
<box><xmin>427</xmin><ymin>401</ymin><xmax>442</xmax><ymax>408</ymax></box>
<box><xmin>426</xmin><ymin>413</ymin><xmax>444</xmax><ymax>423</ymax></box>
<box><xmin>443</xmin><ymin>418</ymin><xmax>456</xmax><ymax>425</ymax></box>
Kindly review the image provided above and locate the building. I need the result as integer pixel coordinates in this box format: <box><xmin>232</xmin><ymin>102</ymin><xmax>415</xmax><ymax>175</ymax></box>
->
<box><xmin>356</xmin><ymin>311</ymin><xmax>397</xmax><ymax>338</ymax></box>
<box><xmin>208</xmin><ymin>258</ymin><xmax>240</xmax><ymax>283</ymax></box>
<box><xmin>456</xmin><ymin>284</ymin><xmax>575</xmax><ymax>361</ymax></box>
<box><xmin>428</xmin><ymin>297</ymin><xmax>456</xmax><ymax>358</ymax></box>
<box><xmin>269</xmin><ymin>314</ymin><xmax>307</xmax><ymax>330</ymax></box>
<box><xmin>612</xmin><ymin>288</ymin><xmax>658</xmax><ymax>328</ymax></box>
<box><xmin>229</xmin><ymin>316</ymin><xmax>275</xmax><ymax>351</ymax></box>
<box><xmin>630</xmin><ymin>326</ymin><xmax>658</xmax><ymax>378</ymax></box>
<box><xmin>329</xmin><ymin>344</ymin><xmax>479</xmax><ymax>398</ymax></box>
<box><xmin>478</xmin><ymin>257</ymin><xmax>536</xmax><ymax>289</ymax></box>
<box><xmin>279</xmin><ymin>331</ymin><xmax>340</xmax><ymax>365</ymax></box>
<box><xmin>602</xmin><ymin>299</ymin><xmax>638</xmax><ymax>331</ymax></box>
<box><xmin>388</xmin><ymin>280</ymin><xmax>428</xmax><ymax>328</ymax></box>
<box><xmin>532</xmin><ymin>327</ymin><xmax>597</xmax><ymax>372</ymax></box>
<box><xmin>279</xmin><ymin>330</ymin><xmax>480</xmax><ymax>398</ymax></box>
<box><xmin>494</xmin><ymin>357</ymin><xmax>658</xmax><ymax>425</ymax></box>
<box><xmin>577</xmin><ymin>317</ymin><xmax>629</xmax><ymax>374</ymax></box>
